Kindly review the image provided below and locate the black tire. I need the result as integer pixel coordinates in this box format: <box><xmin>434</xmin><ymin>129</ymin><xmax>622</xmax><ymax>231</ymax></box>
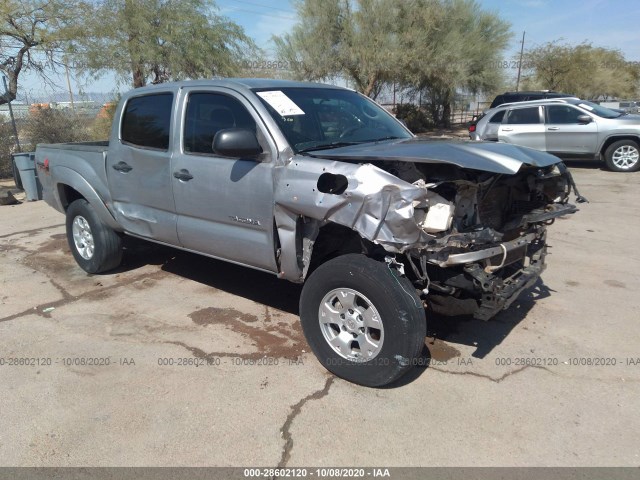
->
<box><xmin>604</xmin><ymin>140</ymin><xmax>640</xmax><ymax>172</ymax></box>
<box><xmin>299</xmin><ymin>254</ymin><xmax>426</xmax><ymax>387</ymax></box>
<box><xmin>66</xmin><ymin>199</ymin><xmax>122</xmax><ymax>273</ymax></box>
<box><xmin>12</xmin><ymin>157</ymin><xmax>23</xmax><ymax>190</ymax></box>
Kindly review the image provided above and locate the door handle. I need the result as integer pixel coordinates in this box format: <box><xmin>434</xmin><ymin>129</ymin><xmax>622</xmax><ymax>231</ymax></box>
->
<box><xmin>173</xmin><ymin>169</ymin><xmax>194</xmax><ymax>181</ymax></box>
<box><xmin>501</xmin><ymin>127</ymin><xmax>513</xmax><ymax>131</ymax></box>
<box><xmin>112</xmin><ymin>161</ymin><xmax>133</xmax><ymax>173</ymax></box>
<box><xmin>547</xmin><ymin>127</ymin><xmax>560</xmax><ymax>131</ymax></box>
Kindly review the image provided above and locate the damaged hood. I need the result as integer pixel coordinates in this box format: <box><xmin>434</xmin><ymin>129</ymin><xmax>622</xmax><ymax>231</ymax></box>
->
<box><xmin>308</xmin><ymin>138</ymin><xmax>562</xmax><ymax>175</ymax></box>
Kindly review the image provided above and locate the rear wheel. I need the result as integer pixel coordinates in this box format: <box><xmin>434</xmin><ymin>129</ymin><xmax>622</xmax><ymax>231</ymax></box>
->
<box><xmin>300</xmin><ymin>254</ymin><xmax>426</xmax><ymax>387</ymax></box>
<box><xmin>66</xmin><ymin>199</ymin><xmax>122</xmax><ymax>273</ymax></box>
<box><xmin>604</xmin><ymin>140</ymin><xmax>640</xmax><ymax>172</ymax></box>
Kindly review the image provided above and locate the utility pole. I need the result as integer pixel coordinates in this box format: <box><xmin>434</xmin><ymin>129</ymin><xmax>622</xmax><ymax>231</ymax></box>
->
<box><xmin>64</xmin><ymin>58</ymin><xmax>76</xmax><ymax>111</ymax></box>
<box><xmin>515</xmin><ymin>31</ymin><xmax>526</xmax><ymax>92</ymax></box>
<box><xmin>1</xmin><ymin>74</ymin><xmax>21</xmax><ymax>152</ymax></box>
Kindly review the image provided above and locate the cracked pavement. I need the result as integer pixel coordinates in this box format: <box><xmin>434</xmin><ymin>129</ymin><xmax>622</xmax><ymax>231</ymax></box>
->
<box><xmin>1</xmin><ymin>164</ymin><xmax>640</xmax><ymax>467</ymax></box>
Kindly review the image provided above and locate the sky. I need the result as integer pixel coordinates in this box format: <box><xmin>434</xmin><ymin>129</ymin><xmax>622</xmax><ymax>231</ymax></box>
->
<box><xmin>15</xmin><ymin>0</ymin><xmax>640</xmax><ymax>101</ymax></box>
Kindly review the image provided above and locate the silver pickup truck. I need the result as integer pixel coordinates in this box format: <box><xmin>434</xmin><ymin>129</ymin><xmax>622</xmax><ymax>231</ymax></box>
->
<box><xmin>37</xmin><ymin>79</ymin><xmax>581</xmax><ymax>386</ymax></box>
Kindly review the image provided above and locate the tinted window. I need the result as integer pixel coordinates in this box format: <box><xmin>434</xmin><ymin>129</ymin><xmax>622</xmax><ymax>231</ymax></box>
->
<box><xmin>506</xmin><ymin>107</ymin><xmax>540</xmax><ymax>124</ymax></box>
<box><xmin>184</xmin><ymin>93</ymin><xmax>257</xmax><ymax>154</ymax></box>
<box><xmin>489</xmin><ymin>110</ymin><xmax>505</xmax><ymax>123</ymax></box>
<box><xmin>547</xmin><ymin>105</ymin><xmax>584</xmax><ymax>124</ymax></box>
<box><xmin>121</xmin><ymin>93</ymin><xmax>173</xmax><ymax>150</ymax></box>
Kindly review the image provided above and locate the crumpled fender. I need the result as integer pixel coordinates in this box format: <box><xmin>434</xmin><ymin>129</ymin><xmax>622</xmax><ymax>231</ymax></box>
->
<box><xmin>273</xmin><ymin>157</ymin><xmax>434</xmax><ymax>281</ymax></box>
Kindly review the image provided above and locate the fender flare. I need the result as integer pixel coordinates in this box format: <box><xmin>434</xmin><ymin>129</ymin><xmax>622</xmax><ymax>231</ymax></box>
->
<box><xmin>54</xmin><ymin>166</ymin><xmax>122</xmax><ymax>231</ymax></box>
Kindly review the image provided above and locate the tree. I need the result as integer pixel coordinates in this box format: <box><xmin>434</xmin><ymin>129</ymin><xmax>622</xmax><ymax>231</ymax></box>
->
<box><xmin>76</xmin><ymin>0</ymin><xmax>257</xmax><ymax>88</ymax></box>
<box><xmin>399</xmin><ymin>0</ymin><xmax>511</xmax><ymax>126</ymax></box>
<box><xmin>522</xmin><ymin>41</ymin><xmax>639</xmax><ymax>100</ymax></box>
<box><xmin>274</xmin><ymin>0</ymin><xmax>511</xmax><ymax>125</ymax></box>
<box><xmin>274</xmin><ymin>0</ymin><xmax>401</xmax><ymax>99</ymax></box>
<box><xmin>0</xmin><ymin>0</ymin><xmax>87</xmax><ymax>105</ymax></box>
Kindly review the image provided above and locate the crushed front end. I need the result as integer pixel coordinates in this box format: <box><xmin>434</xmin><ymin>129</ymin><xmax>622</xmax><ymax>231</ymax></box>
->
<box><xmin>386</xmin><ymin>161</ymin><xmax>580</xmax><ymax>320</ymax></box>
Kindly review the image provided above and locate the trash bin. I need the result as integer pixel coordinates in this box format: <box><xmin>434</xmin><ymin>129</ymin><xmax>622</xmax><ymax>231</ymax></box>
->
<box><xmin>12</xmin><ymin>152</ymin><xmax>42</xmax><ymax>201</ymax></box>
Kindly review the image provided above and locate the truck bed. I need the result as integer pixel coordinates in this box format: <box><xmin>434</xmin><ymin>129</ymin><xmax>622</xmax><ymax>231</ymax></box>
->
<box><xmin>36</xmin><ymin>141</ymin><xmax>113</xmax><ymax>218</ymax></box>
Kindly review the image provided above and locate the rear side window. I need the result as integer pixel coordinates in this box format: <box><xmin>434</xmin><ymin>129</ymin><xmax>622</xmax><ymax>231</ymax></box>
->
<box><xmin>505</xmin><ymin>107</ymin><xmax>541</xmax><ymax>124</ymax></box>
<box><xmin>121</xmin><ymin>93</ymin><xmax>173</xmax><ymax>150</ymax></box>
<box><xmin>488</xmin><ymin>110</ymin><xmax>505</xmax><ymax>123</ymax></box>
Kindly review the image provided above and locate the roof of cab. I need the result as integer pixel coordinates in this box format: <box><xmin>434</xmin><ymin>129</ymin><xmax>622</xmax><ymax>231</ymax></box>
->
<box><xmin>125</xmin><ymin>78</ymin><xmax>350</xmax><ymax>96</ymax></box>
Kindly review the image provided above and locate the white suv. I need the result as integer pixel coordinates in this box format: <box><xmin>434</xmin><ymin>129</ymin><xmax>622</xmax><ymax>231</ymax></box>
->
<box><xmin>469</xmin><ymin>98</ymin><xmax>640</xmax><ymax>172</ymax></box>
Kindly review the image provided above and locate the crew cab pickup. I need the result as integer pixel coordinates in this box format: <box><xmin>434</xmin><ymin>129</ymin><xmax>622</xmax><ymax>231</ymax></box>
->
<box><xmin>37</xmin><ymin>79</ymin><xmax>580</xmax><ymax>386</ymax></box>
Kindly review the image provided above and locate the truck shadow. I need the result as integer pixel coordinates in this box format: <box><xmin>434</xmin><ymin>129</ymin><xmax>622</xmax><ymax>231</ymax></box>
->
<box><xmin>118</xmin><ymin>237</ymin><xmax>302</xmax><ymax>314</ymax></box>
<box><xmin>117</xmin><ymin>238</ymin><xmax>553</xmax><ymax>388</ymax></box>
<box><xmin>386</xmin><ymin>279</ymin><xmax>554</xmax><ymax>387</ymax></box>
<box><xmin>427</xmin><ymin>279</ymin><xmax>554</xmax><ymax>359</ymax></box>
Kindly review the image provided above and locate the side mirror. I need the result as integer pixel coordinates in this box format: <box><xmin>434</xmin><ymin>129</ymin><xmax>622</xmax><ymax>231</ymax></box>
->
<box><xmin>212</xmin><ymin>128</ymin><xmax>262</xmax><ymax>158</ymax></box>
<box><xmin>577</xmin><ymin>115</ymin><xmax>592</xmax><ymax>124</ymax></box>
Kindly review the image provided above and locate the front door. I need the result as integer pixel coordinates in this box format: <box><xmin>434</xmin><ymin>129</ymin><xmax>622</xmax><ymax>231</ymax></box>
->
<box><xmin>171</xmin><ymin>88</ymin><xmax>278</xmax><ymax>272</ymax></box>
<box><xmin>544</xmin><ymin>105</ymin><xmax>598</xmax><ymax>155</ymax></box>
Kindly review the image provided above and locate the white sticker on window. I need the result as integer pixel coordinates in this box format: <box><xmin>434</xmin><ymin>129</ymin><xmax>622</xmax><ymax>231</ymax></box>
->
<box><xmin>578</xmin><ymin>103</ymin><xmax>594</xmax><ymax>111</ymax></box>
<box><xmin>257</xmin><ymin>91</ymin><xmax>305</xmax><ymax>116</ymax></box>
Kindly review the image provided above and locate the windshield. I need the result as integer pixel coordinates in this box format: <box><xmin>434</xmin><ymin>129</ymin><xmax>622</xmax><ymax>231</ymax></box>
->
<box><xmin>572</xmin><ymin>100</ymin><xmax>623</xmax><ymax>119</ymax></box>
<box><xmin>252</xmin><ymin>87</ymin><xmax>412</xmax><ymax>153</ymax></box>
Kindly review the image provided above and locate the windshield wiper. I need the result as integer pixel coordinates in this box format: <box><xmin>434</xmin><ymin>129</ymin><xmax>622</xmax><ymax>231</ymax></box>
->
<box><xmin>366</xmin><ymin>136</ymin><xmax>403</xmax><ymax>142</ymax></box>
<box><xmin>297</xmin><ymin>141</ymin><xmax>362</xmax><ymax>154</ymax></box>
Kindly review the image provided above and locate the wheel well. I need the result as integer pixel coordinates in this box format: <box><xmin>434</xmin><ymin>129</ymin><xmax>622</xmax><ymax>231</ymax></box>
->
<box><xmin>57</xmin><ymin>184</ymin><xmax>85</xmax><ymax>210</ymax></box>
<box><xmin>307</xmin><ymin>223</ymin><xmax>382</xmax><ymax>276</ymax></box>
<box><xmin>600</xmin><ymin>136</ymin><xmax>640</xmax><ymax>156</ymax></box>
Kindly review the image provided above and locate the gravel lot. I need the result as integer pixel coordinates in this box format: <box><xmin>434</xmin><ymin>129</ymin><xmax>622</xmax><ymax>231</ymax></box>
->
<box><xmin>1</xmin><ymin>163</ymin><xmax>639</xmax><ymax>468</ymax></box>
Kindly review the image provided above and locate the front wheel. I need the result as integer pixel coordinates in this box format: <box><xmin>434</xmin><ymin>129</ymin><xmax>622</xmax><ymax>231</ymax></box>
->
<box><xmin>299</xmin><ymin>254</ymin><xmax>426</xmax><ymax>387</ymax></box>
<box><xmin>66</xmin><ymin>199</ymin><xmax>122</xmax><ymax>273</ymax></box>
<box><xmin>604</xmin><ymin>140</ymin><xmax>640</xmax><ymax>172</ymax></box>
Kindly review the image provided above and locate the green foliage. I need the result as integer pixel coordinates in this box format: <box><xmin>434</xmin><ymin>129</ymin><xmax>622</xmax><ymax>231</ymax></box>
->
<box><xmin>75</xmin><ymin>0</ymin><xmax>258</xmax><ymax>88</ymax></box>
<box><xmin>1</xmin><ymin>0</ymin><xmax>89</xmax><ymax>104</ymax></box>
<box><xmin>399</xmin><ymin>0</ymin><xmax>511</xmax><ymax>126</ymax></box>
<box><xmin>522</xmin><ymin>40</ymin><xmax>639</xmax><ymax>100</ymax></box>
<box><xmin>91</xmin><ymin>100</ymin><xmax>119</xmax><ymax>140</ymax></box>
<box><xmin>274</xmin><ymin>0</ymin><xmax>401</xmax><ymax>98</ymax></box>
<box><xmin>0</xmin><ymin>115</ymin><xmax>14</xmax><ymax>178</ymax></box>
<box><xmin>393</xmin><ymin>104</ymin><xmax>433</xmax><ymax>133</ymax></box>
<box><xmin>25</xmin><ymin>107</ymin><xmax>90</xmax><ymax>146</ymax></box>
<box><xmin>274</xmin><ymin>0</ymin><xmax>511</xmax><ymax>126</ymax></box>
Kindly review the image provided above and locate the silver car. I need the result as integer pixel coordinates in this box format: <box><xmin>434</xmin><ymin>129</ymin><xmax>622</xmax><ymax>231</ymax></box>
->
<box><xmin>470</xmin><ymin>98</ymin><xmax>640</xmax><ymax>172</ymax></box>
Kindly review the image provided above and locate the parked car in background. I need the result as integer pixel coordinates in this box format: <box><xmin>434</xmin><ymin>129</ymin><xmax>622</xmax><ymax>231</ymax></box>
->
<box><xmin>468</xmin><ymin>91</ymin><xmax>574</xmax><ymax>133</ymax></box>
<box><xmin>619</xmin><ymin>101</ymin><xmax>640</xmax><ymax>114</ymax></box>
<box><xmin>470</xmin><ymin>98</ymin><xmax>640</xmax><ymax>172</ymax></box>
<box><xmin>490</xmin><ymin>91</ymin><xmax>574</xmax><ymax>109</ymax></box>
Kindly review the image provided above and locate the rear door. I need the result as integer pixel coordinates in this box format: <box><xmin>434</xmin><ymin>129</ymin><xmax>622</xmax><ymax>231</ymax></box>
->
<box><xmin>107</xmin><ymin>92</ymin><xmax>179</xmax><ymax>243</ymax></box>
<box><xmin>482</xmin><ymin>110</ymin><xmax>506</xmax><ymax>141</ymax></box>
<box><xmin>171</xmin><ymin>88</ymin><xmax>278</xmax><ymax>272</ymax></box>
<box><xmin>498</xmin><ymin>106</ymin><xmax>546</xmax><ymax>150</ymax></box>
<box><xmin>544</xmin><ymin>105</ymin><xmax>598</xmax><ymax>155</ymax></box>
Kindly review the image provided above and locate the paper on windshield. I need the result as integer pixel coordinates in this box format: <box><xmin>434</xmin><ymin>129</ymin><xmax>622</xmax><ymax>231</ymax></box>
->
<box><xmin>578</xmin><ymin>103</ymin><xmax>594</xmax><ymax>111</ymax></box>
<box><xmin>257</xmin><ymin>91</ymin><xmax>305</xmax><ymax>116</ymax></box>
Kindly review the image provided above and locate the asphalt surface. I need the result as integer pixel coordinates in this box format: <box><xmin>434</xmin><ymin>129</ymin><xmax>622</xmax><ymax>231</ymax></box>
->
<box><xmin>1</xmin><ymin>162</ymin><xmax>639</xmax><ymax>467</ymax></box>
